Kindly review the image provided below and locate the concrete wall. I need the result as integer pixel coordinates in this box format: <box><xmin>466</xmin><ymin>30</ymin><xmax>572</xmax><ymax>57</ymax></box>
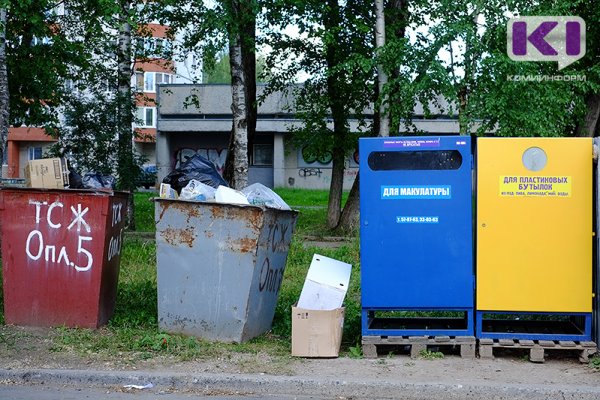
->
<box><xmin>281</xmin><ymin>137</ymin><xmax>358</xmax><ymax>190</ymax></box>
<box><xmin>156</xmin><ymin>84</ymin><xmax>463</xmax><ymax>190</ymax></box>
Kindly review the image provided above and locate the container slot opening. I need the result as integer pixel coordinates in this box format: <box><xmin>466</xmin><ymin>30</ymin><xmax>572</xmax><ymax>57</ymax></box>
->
<box><xmin>368</xmin><ymin>150</ymin><xmax>462</xmax><ymax>171</ymax></box>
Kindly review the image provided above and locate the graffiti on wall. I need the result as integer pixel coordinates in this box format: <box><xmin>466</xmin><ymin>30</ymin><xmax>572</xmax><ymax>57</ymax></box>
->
<box><xmin>174</xmin><ymin>147</ymin><xmax>228</xmax><ymax>174</ymax></box>
<box><xmin>298</xmin><ymin>168</ymin><xmax>322</xmax><ymax>178</ymax></box>
<box><xmin>297</xmin><ymin>146</ymin><xmax>359</xmax><ymax>179</ymax></box>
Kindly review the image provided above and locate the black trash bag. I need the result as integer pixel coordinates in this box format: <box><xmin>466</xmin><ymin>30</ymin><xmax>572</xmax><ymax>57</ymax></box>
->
<box><xmin>68</xmin><ymin>169</ymin><xmax>84</xmax><ymax>189</ymax></box>
<box><xmin>82</xmin><ymin>173</ymin><xmax>116</xmax><ymax>189</ymax></box>
<box><xmin>162</xmin><ymin>154</ymin><xmax>228</xmax><ymax>193</ymax></box>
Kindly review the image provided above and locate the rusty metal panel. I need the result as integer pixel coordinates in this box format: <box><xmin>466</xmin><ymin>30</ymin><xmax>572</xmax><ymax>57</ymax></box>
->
<box><xmin>155</xmin><ymin>199</ymin><xmax>297</xmax><ymax>343</ymax></box>
<box><xmin>0</xmin><ymin>188</ymin><xmax>128</xmax><ymax>328</ymax></box>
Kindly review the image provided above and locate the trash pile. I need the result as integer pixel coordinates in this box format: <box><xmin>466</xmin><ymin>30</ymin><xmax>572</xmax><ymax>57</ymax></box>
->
<box><xmin>21</xmin><ymin>157</ymin><xmax>118</xmax><ymax>190</ymax></box>
<box><xmin>159</xmin><ymin>154</ymin><xmax>291</xmax><ymax>210</ymax></box>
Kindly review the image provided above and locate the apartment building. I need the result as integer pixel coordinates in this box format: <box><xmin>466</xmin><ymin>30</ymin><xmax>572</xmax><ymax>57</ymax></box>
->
<box><xmin>4</xmin><ymin>2</ymin><xmax>198</xmax><ymax>179</ymax></box>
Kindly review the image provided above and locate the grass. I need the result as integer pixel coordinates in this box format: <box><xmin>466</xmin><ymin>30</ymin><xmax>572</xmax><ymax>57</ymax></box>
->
<box><xmin>132</xmin><ymin>189</ymin><xmax>351</xmax><ymax>238</ymax></box>
<box><xmin>134</xmin><ymin>191</ymin><xmax>156</xmax><ymax>232</ymax></box>
<box><xmin>0</xmin><ymin>188</ymin><xmax>361</xmax><ymax>363</ymax></box>
<box><xmin>419</xmin><ymin>349</ymin><xmax>444</xmax><ymax>360</ymax></box>
<box><xmin>274</xmin><ymin>188</ymin><xmax>349</xmax><ymax>208</ymax></box>
<box><xmin>274</xmin><ymin>189</ymin><xmax>352</xmax><ymax>238</ymax></box>
<box><xmin>590</xmin><ymin>355</ymin><xmax>600</xmax><ymax>370</ymax></box>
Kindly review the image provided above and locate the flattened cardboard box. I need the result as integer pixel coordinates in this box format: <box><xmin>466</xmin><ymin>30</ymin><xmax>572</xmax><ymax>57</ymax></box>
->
<box><xmin>297</xmin><ymin>254</ymin><xmax>352</xmax><ymax>311</ymax></box>
<box><xmin>24</xmin><ymin>158</ymin><xmax>69</xmax><ymax>189</ymax></box>
<box><xmin>291</xmin><ymin>306</ymin><xmax>345</xmax><ymax>357</ymax></box>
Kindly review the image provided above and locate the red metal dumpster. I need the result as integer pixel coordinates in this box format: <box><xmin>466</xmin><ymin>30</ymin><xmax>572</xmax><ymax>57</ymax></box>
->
<box><xmin>0</xmin><ymin>188</ymin><xmax>128</xmax><ymax>328</ymax></box>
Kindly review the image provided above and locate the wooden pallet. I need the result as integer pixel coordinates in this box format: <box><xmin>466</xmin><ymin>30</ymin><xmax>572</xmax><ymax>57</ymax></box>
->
<box><xmin>478</xmin><ymin>338</ymin><xmax>597</xmax><ymax>363</ymax></box>
<box><xmin>362</xmin><ymin>335</ymin><xmax>476</xmax><ymax>359</ymax></box>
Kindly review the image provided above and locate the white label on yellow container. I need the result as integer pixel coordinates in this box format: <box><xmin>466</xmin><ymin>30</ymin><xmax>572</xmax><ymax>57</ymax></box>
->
<box><xmin>499</xmin><ymin>176</ymin><xmax>571</xmax><ymax>197</ymax></box>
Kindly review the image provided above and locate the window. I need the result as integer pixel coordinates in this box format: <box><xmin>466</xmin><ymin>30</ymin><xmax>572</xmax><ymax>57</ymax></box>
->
<box><xmin>28</xmin><ymin>147</ymin><xmax>43</xmax><ymax>161</ymax></box>
<box><xmin>31</xmin><ymin>36</ymin><xmax>53</xmax><ymax>46</ymax></box>
<box><xmin>139</xmin><ymin>72</ymin><xmax>173</xmax><ymax>93</ymax></box>
<box><xmin>155</xmin><ymin>72</ymin><xmax>173</xmax><ymax>92</ymax></box>
<box><xmin>144</xmin><ymin>73</ymin><xmax>155</xmax><ymax>92</ymax></box>
<box><xmin>252</xmin><ymin>144</ymin><xmax>273</xmax><ymax>166</ymax></box>
<box><xmin>136</xmin><ymin>37</ymin><xmax>173</xmax><ymax>58</ymax></box>
<box><xmin>64</xmin><ymin>79</ymin><xmax>75</xmax><ymax>92</ymax></box>
<box><xmin>135</xmin><ymin>107</ymin><xmax>156</xmax><ymax>128</ymax></box>
<box><xmin>135</xmin><ymin>72</ymin><xmax>144</xmax><ymax>91</ymax></box>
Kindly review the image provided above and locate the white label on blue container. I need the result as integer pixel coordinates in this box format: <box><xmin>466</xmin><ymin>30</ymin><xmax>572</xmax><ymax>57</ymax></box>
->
<box><xmin>381</xmin><ymin>185</ymin><xmax>451</xmax><ymax>199</ymax></box>
<box><xmin>396</xmin><ymin>216</ymin><xmax>440</xmax><ymax>224</ymax></box>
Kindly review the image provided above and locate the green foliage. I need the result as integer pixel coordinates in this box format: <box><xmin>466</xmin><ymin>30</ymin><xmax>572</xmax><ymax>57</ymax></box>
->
<box><xmin>348</xmin><ymin>345</ymin><xmax>363</xmax><ymax>359</ymax></box>
<box><xmin>589</xmin><ymin>355</ymin><xmax>600</xmax><ymax>370</ymax></box>
<box><xmin>262</xmin><ymin>0</ymin><xmax>375</xmax><ymax>152</ymax></box>
<box><xmin>276</xmin><ymin>188</ymin><xmax>351</xmax><ymax>237</ymax></box>
<box><xmin>134</xmin><ymin>192</ymin><xmax>156</xmax><ymax>232</ymax></box>
<box><xmin>110</xmin><ymin>238</ymin><xmax>157</xmax><ymax>329</ymax></box>
<box><xmin>203</xmin><ymin>50</ymin><xmax>268</xmax><ymax>84</ymax></box>
<box><xmin>419</xmin><ymin>349</ymin><xmax>444</xmax><ymax>360</ymax></box>
<box><xmin>275</xmin><ymin>188</ymin><xmax>334</xmax><ymax>207</ymax></box>
<box><xmin>156</xmin><ymin>0</ymin><xmax>229</xmax><ymax>81</ymax></box>
<box><xmin>48</xmin><ymin>93</ymin><xmax>141</xmax><ymax>177</ymax></box>
<box><xmin>387</xmin><ymin>0</ymin><xmax>599</xmax><ymax>137</ymax></box>
<box><xmin>4</xmin><ymin>0</ymin><xmax>99</xmax><ymax>128</ymax></box>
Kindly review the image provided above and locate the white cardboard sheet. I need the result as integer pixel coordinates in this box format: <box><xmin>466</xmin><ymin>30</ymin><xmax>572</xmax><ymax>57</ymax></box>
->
<box><xmin>297</xmin><ymin>254</ymin><xmax>352</xmax><ymax>310</ymax></box>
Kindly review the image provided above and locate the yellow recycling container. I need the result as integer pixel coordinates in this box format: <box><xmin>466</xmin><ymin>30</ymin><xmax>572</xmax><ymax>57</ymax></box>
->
<box><xmin>476</xmin><ymin>137</ymin><xmax>593</xmax><ymax>340</ymax></box>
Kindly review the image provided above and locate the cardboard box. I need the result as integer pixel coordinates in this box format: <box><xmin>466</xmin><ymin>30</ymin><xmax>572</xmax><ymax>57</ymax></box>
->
<box><xmin>291</xmin><ymin>306</ymin><xmax>345</xmax><ymax>357</ymax></box>
<box><xmin>159</xmin><ymin>183</ymin><xmax>178</xmax><ymax>199</ymax></box>
<box><xmin>292</xmin><ymin>254</ymin><xmax>352</xmax><ymax>358</ymax></box>
<box><xmin>24</xmin><ymin>158</ymin><xmax>69</xmax><ymax>189</ymax></box>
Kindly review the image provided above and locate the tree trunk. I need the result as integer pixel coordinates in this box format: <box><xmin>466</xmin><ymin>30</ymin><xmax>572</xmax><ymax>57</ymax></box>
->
<box><xmin>223</xmin><ymin>0</ymin><xmax>251</xmax><ymax>190</ymax></box>
<box><xmin>458</xmin><ymin>85</ymin><xmax>468</xmax><ymax>135</ymax></box>
<box><xmin>327</xmin><ymin>133</ymin><xmax>345</xmax><ymax>229</ymax></box>
<box><xmin>241</xmin><ymin>0</ymin><xmax>256</xmax><ymax>163</ymax></box>
<box><xmin>459</xmin><ymin>11</ymin><xmax>480</xmax><ymax>137</ymax></box>
<box><xmin>224</xmin><ymin>0</ymin><xmax>249</xmax><ymax>190</ymax></box>
<box><xmin>375</xmin><ymin>0</ymin><xmax>389</xmax><ymax>137</ymax></box>
<box><xmin>324</xmin><ymin>0</ymin><xmax>347</xmax><ymax>229</ymax></box>
<box><xmin>337</xmin><ymin>1</ymin><xmax>405</xmax><ymax>234</ymax></box>
<box><xmin>575</xmin><ymin>93</ymin><xmax>600</xmax><ymax>137</ymax></box>
<box><xmin>0</xmin><ymin>7</ymin><xmax>8</xmax><ymax>173</ymax></box>
<box><xmin>337</xmin><ymin>174</ymin><xmax>360</xmax><ymax>234</ymax></box>
<box><xmin>385</xmin><ymin>0</ymin><xmax>408</xmax><ymax>134</ymax></box>
<box><xmin>117</xmin><ymin>2</ymin><xmax>136</xmax><ymax>230</ymax></box>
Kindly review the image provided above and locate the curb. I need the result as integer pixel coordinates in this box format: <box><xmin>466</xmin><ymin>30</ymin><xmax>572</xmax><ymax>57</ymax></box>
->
<box><xmin>1</xmin><ymin>368</ymin><xmax>600</xmax><ymax>400</ymax></box>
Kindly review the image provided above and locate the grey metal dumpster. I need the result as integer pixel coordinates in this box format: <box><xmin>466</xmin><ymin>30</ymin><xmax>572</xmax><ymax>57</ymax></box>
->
<box><xmin>155</xmin><ymin>199</ymin><xmax>298</xmax><ymax>343</ymax></box>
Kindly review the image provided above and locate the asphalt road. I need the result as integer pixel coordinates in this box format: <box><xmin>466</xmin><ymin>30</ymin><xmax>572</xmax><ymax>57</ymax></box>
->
<box><xmin>0</xmin><ymin>384</ymin><xmax>328</xmax><ymax>400</ymax></box>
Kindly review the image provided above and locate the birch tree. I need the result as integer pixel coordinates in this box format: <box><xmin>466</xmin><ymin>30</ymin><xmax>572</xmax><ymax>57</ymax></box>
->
<box><xmin>221</xmin><ymin>0</ymin><xmax>254</xmax><ymax>189</ymax></box>
<box><xmin>116</xmin><ymin>0</ymin><xmax>137</xmax><ymax>228</ymax></box>
<box><xmin>375</xmin><ymin>0</ymin><xmax>389</xmax><ymax>137</ymax></box>
<box><xmin>158</xmin><ymin>0</ymin><xmax>257</xmax><ymax>190</ymax></box>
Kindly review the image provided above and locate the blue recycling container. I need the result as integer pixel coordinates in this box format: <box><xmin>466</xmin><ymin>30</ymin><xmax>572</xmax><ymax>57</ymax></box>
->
<box><xmin>359</xmin><ymin>136</ymin><xmax>474</xmax><ymax>337</ymax></box>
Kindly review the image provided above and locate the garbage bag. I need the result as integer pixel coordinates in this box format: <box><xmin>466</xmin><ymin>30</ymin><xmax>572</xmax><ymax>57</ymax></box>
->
<box><xmin>68</xmin><ymin>169</ymin><xmax>84</xmax><ymax>189</ymax></box>
<box><xmin>179</xmin><ymin>179</ymin><xmax>217</xmax><ymax>201</ymax></box>
<box><xmin>215</xmin><ymin>185</ymin><xmax>249</xmax><ymax>205</ymax></box>
<box><xmin>241</xmin><ymin>183</ymin><xmax>291</xmax><ymax>210</ymax></box>
<box><xmin>82</xmin><ymin>173</ymin><xmax>116</xmax><ymax>189</ymax></box>
<box><xmin>162</xmin><ymin>154</ymin><xmax>228</xmax><ymax>193</ymax></box>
